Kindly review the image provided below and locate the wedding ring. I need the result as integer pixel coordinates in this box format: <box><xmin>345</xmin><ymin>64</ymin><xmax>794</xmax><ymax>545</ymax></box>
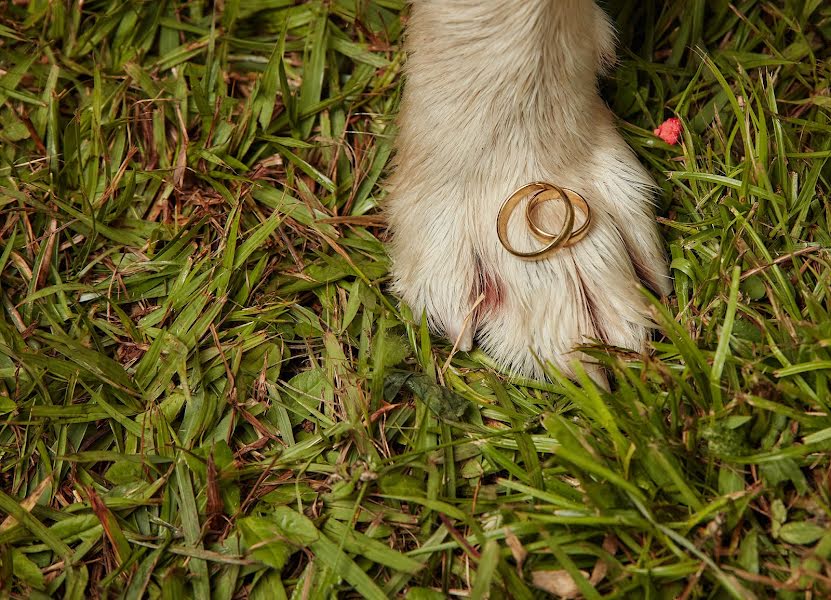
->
<box><xmin>496</xmin><ymin>182</ymin><xmax>593</xmax><ymax>260</ymax></box>
<box><xmin>496</xmin><ymin>182</ymin><xmax>574</xmax><ymax>260</ymax></box>
<box><xmin>526</xmin><ymin>187</ymin><xmax>592</xmax><ymax>246</ymax></box>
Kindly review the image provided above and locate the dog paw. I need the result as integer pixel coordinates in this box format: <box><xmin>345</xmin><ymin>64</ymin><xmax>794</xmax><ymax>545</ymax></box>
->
<box><xmin>387</xmin><ymin>128</ymin><xmax>670</xmax><ymax>380</ymax></box>
<box><xmin>386</xmin><ymin>177</ymin><xmax>481</xmax><ymax>353</ymax></box>
<box><xmin>474</xmin><ymin>149</ymin><xmax>671</xmax><ymax>380</ymax></box>
<box><xmin>385</xmin><ymin>0</ymin><xmax>670</xmax><ymax>380</ymax></box>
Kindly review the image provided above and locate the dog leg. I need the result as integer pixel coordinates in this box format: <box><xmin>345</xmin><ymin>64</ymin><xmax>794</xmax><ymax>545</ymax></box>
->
<box><xmin>387</xmin><ymin>0</ymin><xmax>670</xmax><ymax>378</ymax></box>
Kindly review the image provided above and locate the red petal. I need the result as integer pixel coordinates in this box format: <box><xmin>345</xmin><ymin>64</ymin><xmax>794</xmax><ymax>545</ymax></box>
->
<box><xmin>653</xmin><ymin>117</ymin><xmax>683</xmax><ymax>145</ymax></box>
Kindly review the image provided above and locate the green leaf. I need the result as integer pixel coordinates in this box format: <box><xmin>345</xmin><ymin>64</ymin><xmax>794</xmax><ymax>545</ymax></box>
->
<box><xmin>310</xmin><ymin>534</ymin><xmax>387</xmax><ymax>600</ymax></box>
<box><xmin>239</xmin><ymin>517</ymin><xmax>294</xmax><ymax>570</ymax></box>
<box><xmin>0</xmin><ymin>396</ymin><xmax>16</xmax><ymax>414</ymax></box>
<box><xmin>384</xmin><ymin>372</ymin><xmax>468</xmax><ymax>421</ymax></box>
<box><xmin>270</xmin><ymin>506</ymin><xmax>319</xmax><ymax>546</ymax></box>
<box><xmin>12</xmin><ymin>549</ymin><xmax>45</xmax><ymax>589</ymax></box>
<box><xmin>779</xmin><ymin>522</ymin><xmax>826</xmax><ymax>545</ymax></box>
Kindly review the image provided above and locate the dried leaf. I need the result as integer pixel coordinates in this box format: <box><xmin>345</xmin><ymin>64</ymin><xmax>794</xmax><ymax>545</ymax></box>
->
<box><xmin>504</xmin><ymin>528</ymin><xmax>528</xmax><ymax>570</ymax></box>
<box><xmin>0</xmin><ymin>475</ymin><xmax>52</xmax><ymax>531</ymax></box>
<box><xmin>532</xmin><ymin>570</ymin><xmax>589</xmax><ymax>599</ymax></box>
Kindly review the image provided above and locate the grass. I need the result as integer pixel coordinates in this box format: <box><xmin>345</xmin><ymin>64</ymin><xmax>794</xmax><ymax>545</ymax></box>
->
<box><xmin>0</xmin><ymin>0</ymin><xmax>829</xmax><ymax>597</ymax></box>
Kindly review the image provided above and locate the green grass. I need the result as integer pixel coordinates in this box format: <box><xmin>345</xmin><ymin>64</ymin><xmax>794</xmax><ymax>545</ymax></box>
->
<box><xmin>0</xmin><ymin>0</ymin><xmax>830</xmax><ymax>597</ymax></box>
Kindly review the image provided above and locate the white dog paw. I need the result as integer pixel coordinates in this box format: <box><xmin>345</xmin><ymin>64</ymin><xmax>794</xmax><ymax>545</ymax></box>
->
<box><xmin>386</xmin><ymin>0</ymin><xmax>671</xmax><ymax>380</ymax></box>
<box><xmin>388</xmin><ymin>138</ymin><xmax>669</xmax><ymax>380</ymax></box>
<box><xmin>473</xmin><ymin>151</ymin><xmax>671</xmax><ymax>380</ymax></box>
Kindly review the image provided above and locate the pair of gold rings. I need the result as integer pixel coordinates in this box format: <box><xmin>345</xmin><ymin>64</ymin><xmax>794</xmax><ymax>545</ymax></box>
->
<box><xmin>496</xmin><ymin>182</ymin><xmax>592</xmax><ymax>260</ymax></box>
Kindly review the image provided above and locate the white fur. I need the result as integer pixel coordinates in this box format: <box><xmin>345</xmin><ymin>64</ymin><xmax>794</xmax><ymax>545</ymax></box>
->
<box><xmin>386</xmin><ymin>0</ymin><xmax>671</xmax><ymax>380</ymax></box>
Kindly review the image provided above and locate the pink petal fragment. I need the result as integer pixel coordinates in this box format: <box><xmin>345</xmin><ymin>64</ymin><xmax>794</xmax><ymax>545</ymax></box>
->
<box><xmin>654</xmin><ymin>117</ymin><xmax>683</xmax><ymax>145</ymax></box>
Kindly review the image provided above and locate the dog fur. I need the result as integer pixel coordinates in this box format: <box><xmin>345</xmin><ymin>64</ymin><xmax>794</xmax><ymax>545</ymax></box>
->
<box><xmin>386</xmin><ymin>0</ymin><xmax>671</xmax><ymax>380</ymax></box>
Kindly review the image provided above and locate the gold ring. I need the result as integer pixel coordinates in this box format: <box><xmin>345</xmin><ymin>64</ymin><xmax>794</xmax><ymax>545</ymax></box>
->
<box><xmin>496</xmin><ymin>182</ymin><xmax>575</xmax><ymax>260</ymax></box>
<box><xmin>526</xmin><ymin>187</ymin><xmax>592</xmax><ymax>246</ymax></box>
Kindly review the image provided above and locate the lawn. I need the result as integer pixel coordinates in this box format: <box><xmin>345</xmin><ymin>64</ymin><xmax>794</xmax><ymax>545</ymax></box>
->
<box><xmin>0</xmin><ymin>0</ymin><xmax>830</xmax><ymax>598</ymax></box>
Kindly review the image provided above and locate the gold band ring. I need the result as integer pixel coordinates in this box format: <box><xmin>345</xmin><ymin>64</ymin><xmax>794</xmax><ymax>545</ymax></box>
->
<box><xmin>496</xmin><ymin>182</ymin><xmax>593</xmax><ymax>260</ymax></box>
<box><xmin>527</xmin><ymin>187</ymin><xmax>592</xmax><ymax>246</ymax></box>
<box><xmin>496</xmin><ymin>183</ymin><xmax>574</xmax><ymax>260</ymax></box>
